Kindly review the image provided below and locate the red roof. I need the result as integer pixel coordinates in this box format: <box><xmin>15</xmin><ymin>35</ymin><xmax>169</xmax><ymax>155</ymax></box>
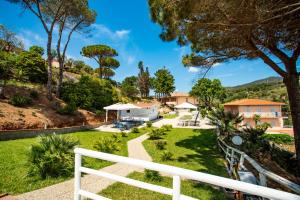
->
<box><xmin>224</xmin><ymin>99</ymin><xmax>285</xmax><ymax>106</ymax></box>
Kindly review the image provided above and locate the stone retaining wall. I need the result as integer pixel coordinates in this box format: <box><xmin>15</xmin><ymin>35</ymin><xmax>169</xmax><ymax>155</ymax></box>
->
<box><xmin>0</xmin><ymin>123</ymin><xmax>105</xmax><ymax>141</ymax></box>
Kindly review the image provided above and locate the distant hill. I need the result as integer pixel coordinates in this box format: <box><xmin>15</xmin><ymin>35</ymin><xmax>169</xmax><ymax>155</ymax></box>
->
<box><xmin>225</xmin><ymin>76</ymin><xmax>287</xmax><ymax>104</ymax></box>
<box><xmin>228</xmin><ymin>76</ymin><xmax>283</xmax><ymax>89</ymax></box>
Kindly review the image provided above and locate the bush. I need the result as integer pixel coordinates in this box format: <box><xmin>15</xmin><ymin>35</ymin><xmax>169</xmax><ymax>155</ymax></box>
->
<box><xmin>121</xmin><ymin>131</ymin><xmax>128</xmax><ymax>137</ymax></box>
<box><xmin>95</xmin><ymin>110</ymin><xmax>105</xmax><ymax>117</ymax></box>
<box><xmin>29</xmin><ymin>90</ymin><xmax>39</xmax><ymax>100</ymax></box>
<box><xmin>155</xmin><ymin>140</ymin><xmax>167</xmax><ymax>150</ymax></box>
<box><xmin>261</xmin><ymin>134</ymin><xmax>294</xmax><ymax>145</ymax></box>
<box><xmin>146</xmin><ymin>121</ymin><xmax>152</xmax><ymax>128</ymax></box>
<box><xmin>161</xmin><ymin>124</ymin><xmax>172</xmax><ymax>131</ymax></box>
<box><xmin>57</xmin><ymin>102</ymin><xmax>77</xmax><ymax>115</ymax></box>
<box><xmin>243</xmin><ymin>122</ymin><xmax>271</xmax><ymax>144</ymax></box>
<box><xmin>144</xmin><ymin>169</ymin><xmax>163</xmax><ymax>182</ymax></box>
<box><xmin>93</xmin><ymin>137</ymin><xmax>120</xmax><ymax>153</ymax></box>
<box><xmin>149</xmin><ymin>128</ymin><xmax>165</xmax><ymax>140</ymax></box>
<box><xmin>10</xmin><ymin>94</ymin><xmax>32</xmax><ymax>107</ymax></box>
<box><xmin>161</xmin><ymin>150</ymin><xmax>174</xmax><ymax>161</ymax></box>
<box><xmin>28</xmin><ymin>134</ymin><xmax>79</xmax><ymax>179</ymax></box>
<box><xmin>131</xmin><ymin>127</ymin><xmax>140</xmax><ymax>133</ymax></box>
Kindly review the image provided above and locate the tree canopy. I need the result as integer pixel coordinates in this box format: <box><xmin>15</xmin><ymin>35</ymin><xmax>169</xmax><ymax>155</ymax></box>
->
<box><xmin>121</xmin><ymin>76</ymin><xmax>139</xmax><ymax>99</ymax></box>
<box><xmin>137</xmin><ymin>61</ymin><xmax>151</xmax><ymax>98</ymax></box>
<box><xmin>81</xmin><ymin>44</ymin><xmax>120</xmax><ymax>79</ymax></box>
<box><xmin>153</xmin><ymin>67</ymin><xmax>175</xmax><ymax>98</ymax></box>
<box><xmin>0</xmin><ymin>24</ymin><xmax>23</xmax><ymax>52</ymax></box>
<box><xmin>190</xmin><ymin>78</ymin><xmax>226</xmax><ymax>110</ymax></box>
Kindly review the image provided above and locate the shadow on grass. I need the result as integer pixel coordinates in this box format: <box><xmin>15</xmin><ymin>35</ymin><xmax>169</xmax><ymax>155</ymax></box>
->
<box><xmin>175</xmin><ymin>129</ymin><xmax>227</xmax><ymax>177</ymax></box>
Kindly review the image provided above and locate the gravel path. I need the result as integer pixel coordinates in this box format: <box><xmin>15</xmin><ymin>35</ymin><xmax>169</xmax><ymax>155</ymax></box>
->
<box><xmin>16</xmin><ymin>133</ymin><xmax>151</xmax><ymax>200</ymax></box>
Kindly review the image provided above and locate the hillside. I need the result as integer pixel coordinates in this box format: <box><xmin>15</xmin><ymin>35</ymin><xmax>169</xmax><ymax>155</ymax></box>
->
<box><xmin>225</xmin><ymin>76</ymin><xmax>288</xmax><ymax>104</ymax></box>
<box><xmin>0</xmin><ymin>84</ymin><xmax>105</xmax><ymax>130</ymax></box>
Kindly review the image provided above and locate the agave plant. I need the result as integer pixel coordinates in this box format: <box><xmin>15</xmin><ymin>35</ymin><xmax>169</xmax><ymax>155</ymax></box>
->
<box><xmin>28</xmin><ymin>134</ymin><xmax>79</xmax><ymax>179</ymax></box>
<box><xmin>208</xmin><ymin>107</ymin><xmax>244</xmax><ymax>137</ymax></box>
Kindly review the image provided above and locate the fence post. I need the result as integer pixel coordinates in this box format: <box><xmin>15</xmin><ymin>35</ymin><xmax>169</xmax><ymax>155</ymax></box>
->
<box><xmin>239</xmin><ymin>153</ymin><xmax>245</xmax><ymax>168</ymax></box>
<box><xmin>172</xmin><ymin>175</ymin><xmax>181</xmax><ymax>200</ymax></box>
<box><xmin>259</xmin><ymin>173</ymin><xmax>267</xmax><ymax>187</ymax></box>
<box><xmin>74</xmin><ymin>153</ymin><xmax>82</xmax><ymax>200</ymax></box>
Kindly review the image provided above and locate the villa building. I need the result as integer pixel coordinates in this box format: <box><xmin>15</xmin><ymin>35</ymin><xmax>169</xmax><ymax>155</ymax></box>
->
<box><xmin>161</xmin><ymin>92</ymin><xmax>198</xmax><ymax>106</ymax></box>
<box><xmin>224</xmin><ymin>99</ymin><xmax>285</xmax><ymax>128</ymax></box>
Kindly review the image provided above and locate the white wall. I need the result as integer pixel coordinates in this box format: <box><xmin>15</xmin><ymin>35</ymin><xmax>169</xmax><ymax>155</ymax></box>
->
<box><xmin>120</xmin><ymin>106</ymin><xmax>159</xmax><ymax>121</ymax></box>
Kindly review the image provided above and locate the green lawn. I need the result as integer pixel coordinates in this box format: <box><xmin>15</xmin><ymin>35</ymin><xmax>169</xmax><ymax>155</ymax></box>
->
<box><xmin>0</xmin><ymin>130</ymin><xmax>143</xmax><ymax>195</ymax></box>
<box><xmin>163</xmin><ymin>114</ymin><xmax>178</xmax><ymax>119</ymax></box>
<box><xmin>100</xmin><ymin>128</ymin><xmax>228</xmax><ymax>199</ymax></box>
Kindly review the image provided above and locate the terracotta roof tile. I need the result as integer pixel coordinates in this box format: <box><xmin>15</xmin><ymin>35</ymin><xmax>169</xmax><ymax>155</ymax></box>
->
<box><xmin>224</xmin><ymin>99</ymin><xmax>285</xmax><ymax>106</ymax></box>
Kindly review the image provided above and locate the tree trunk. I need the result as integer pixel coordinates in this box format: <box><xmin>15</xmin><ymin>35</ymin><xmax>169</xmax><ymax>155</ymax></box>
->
<box><xmin>284</xmin><ymin>73</ymin><xmax>300</xmax><ymax>174</ymax></box>
<box><xmin>56</xmin><ymin>60</ymin><xmax>64</xmax><ymax>98</ymax></box>
<box><xmin>46</xmin><ymin>34</ymin><xmax>53</xmax><ymax>100</ymax></box>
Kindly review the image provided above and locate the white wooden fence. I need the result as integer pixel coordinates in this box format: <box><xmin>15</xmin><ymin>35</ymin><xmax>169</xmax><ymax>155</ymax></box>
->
<box><xmin>74</xmin><ymin>147</ymin><xmax>300</xmax><ymax>200</ymax></box>
<box><xmin>218</xmin><ymin>138</ymin><xmax>300</xmax><ymax>194</ymax></box>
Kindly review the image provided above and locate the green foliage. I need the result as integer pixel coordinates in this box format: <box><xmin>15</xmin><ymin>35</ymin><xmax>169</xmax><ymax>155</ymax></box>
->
<box><xmin>161</xmin><ymin>124</ymin><xmax>172</xmax><ymax>131</ymax></box>
<box><xmin>149</xmin><ymin>128</ymin><xmax>166</xmax><ymax>140</ymax></box>
<box><xmin>121</xmin><ymin>76</ymin><xmax>139</xmax><ymax>98</ymax></box>
<box><xmin>190</xmin><ymin>78</ymin><xmax>226</xmax><ymax>110</ymax></box>
<box><xmin>144</xmin><ymin>169</ymin><xmax>163</xmax><ymax>182</ymax></box>
<box><xmin>14</xmin><ymin>47</ymin><xmax>47</xmax><ymax>83</ymax></box>
<box><xmin>57</xmin><ymin>102</ymin><xmax>77</xmax><ymax>115</ymax></box>
<box><xmin>131</xmin><ymin>127</ymin><xmax>140</xmax><ymax>133</ymax></box>
<box><xmin>28</xmin><ymin>134</ymin><xmax>79</xmax><ymax>179</ymax></box>
<box><xmin>146</xmin><ymin>121</ymin><xmax>152</xmax><ymax>128</ymax></box>
<box><xmin>81</xmin><ymin>44</ymin><xmax>119</xmax><ymax>79</ymax></box>
<box><xmin>243</xmin><ymin>122</ymin><xmax>271</xmax><ymax>144</ymax></box>
<box><xmin>95</xmin><ymin>110</ymin><xmax>105</xmax><ymax>117</ymax></box>
<box><xmin>29</xmin><ymin>90</ymin><xmax>39</xmax><ymax>100</ymax></box>
<box><xmin>121</xmin><ymin>131</ymin><xmax>128</xmax><ymax>137</ymax></box>
<box><xmin>163</xmin><ymin>114</ymin><xmax>177</xmax><ymax>119</ymax></box>
<box><xmin>10</xmin><ymin>94</ymin><xmax>32</xmax><ymax>107</ymax></box>
<box><xmin>208</xmin><ymin>107</ymin><xmax>243</xmax><ymax>137</ymax></box>
<box><xmin>0</xmin><ymin>51</ymin><xmax>14</xmax><ymax>88</ymax></box>
<box><xmin>160</xmin><ymin>150</ymin><xmax>174</xmax><ymax>161</ymax></box>
<box><xmin>0</xmin><ymin>24</ymin><xmax>24</xmax><ymax>52</ymax></box>
<box><xmin>261</xmin><ymin>134</ymin><xmax>294</xmax><ymax>145</ymax></box>
<box><xmin>61</xmin><ymin>75</ymin><xmax>118</xmax><ymax>111</ymax></box>
<box><xmin>29</xmin><ymin>46</ymin><xmax>44</xmax><ymax>56</ymax></box>
<box><xmin>93</xmin><ymin>136</ymin><xmax>121</xmax><ymax>153</ymax></box>
<box><xmin>137</xmin><ymin>61</ymin><xmax>151</xmax><ymax>98</ymax></box>
<box><xmin>154</xmin><ymin>140</ymin><xmax>167</xmax><ymax>150</ymax></box>
<box><xmin>153</xmin><ymin>67</ymin><xmax>175</xmax><ymax>97</ymax></box>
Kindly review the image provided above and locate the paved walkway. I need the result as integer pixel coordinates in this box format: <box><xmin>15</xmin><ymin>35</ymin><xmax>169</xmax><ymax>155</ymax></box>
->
<box><xmin>153</xmin><ymin>116</ymin><xmax>213</xmax><ymax>129</ymax></box>
<box><xmin>17</xmin><ymin>134</ymin><xmax>151</xmax><ymax>200</ymax></box>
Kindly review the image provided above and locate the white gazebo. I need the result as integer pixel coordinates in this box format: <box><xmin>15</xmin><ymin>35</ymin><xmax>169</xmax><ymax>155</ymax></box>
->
<box><xmin>174</xmin><ymin>102</ymin><xmax>198</xmax><ymax>110</ymax></box>
<box><xmin>103</xmin><ymin>103</ymin><xmax>141</xmax><ymax>122</ymax></box>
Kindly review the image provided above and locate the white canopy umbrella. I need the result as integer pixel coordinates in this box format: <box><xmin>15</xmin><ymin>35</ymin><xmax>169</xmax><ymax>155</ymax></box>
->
<box><xmin>104</xmin><ymin>103</ymin><xmax>141</xmax><ymax>122</ymax></box>
<box><xmin>174</xmin><ymin>102</ymin><xmax>197</xmax><ymax>109</ymax></box>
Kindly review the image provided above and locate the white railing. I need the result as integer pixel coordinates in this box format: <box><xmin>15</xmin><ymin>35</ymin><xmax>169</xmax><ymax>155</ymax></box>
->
<box><xmin>74</xmin><ymin>148</ymin><xmax>300</xmax><ymax>200</ymax></box>
<box><xmin>218</xmin><ymin>138</ymin><xmax>300</xmax><ymax>194</ymax></box>
<box><xmin>242</xmin><ymin>112</ymin><xmax>281</xmax><ymax>118</ymax></box>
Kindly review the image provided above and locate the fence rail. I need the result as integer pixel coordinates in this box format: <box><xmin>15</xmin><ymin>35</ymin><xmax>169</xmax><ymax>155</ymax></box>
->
<box><xmin>217</xmin><ymin>138</ymin><xmax>300</xmax><ymax>194</ymax></box>
<box><xmin>74</xmin><ymin>147</ymin><xmax>300</xmax><ymax>200</ymax></box>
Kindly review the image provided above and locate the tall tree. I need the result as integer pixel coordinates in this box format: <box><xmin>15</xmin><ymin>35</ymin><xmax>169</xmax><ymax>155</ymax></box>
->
<box><xmin>0</xmin><ymin>24</ymin><xmax>23</xmax><ymax>52</ymax></box>
<box><xmin>8</xmin><ymin>0</ymin><xmax>67</xmax><ymax>100</ymax></box>
<box><xmin>149</xmin><ymin>0</ymin><xmax>300</xmax><ymax>169</ymax></box>
<box><xmin>0</xmin><ymin>51</ymin><xmax>14</xmax><ymax>98</ymax></box>
<box><xmin>153</xmin><ymin>67</ymin><xmax>175</xmax><ymax>98</ymax></box>
<box><xmin>81</xmin><ymin>44</ymin><xmax>120</xmax><ymax>79</ymax></box>
<box><xmin>55</xmin><ymin>0</ymin><xmax>96</xmax><ymax>97</ymax></box>
<box><xmin>137</xmin><ymin>61</ymin><xmax>151</xmax><ymax>98</ymax></box>
<box><xmin>121</xmin><ymin>76</ymin><xmax>139</xmax><ymax>99</ymax></box>
<box><xmin>190</xmin><ymin>78</ymin><xmax>226</xmax><ymax>111</ymax></box>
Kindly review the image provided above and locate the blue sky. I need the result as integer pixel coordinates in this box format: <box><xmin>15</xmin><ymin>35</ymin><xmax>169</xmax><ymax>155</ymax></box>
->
<box><xmin>0</xmin><ymin>0</ymin><xmax>279</xmax><ymax>91</ymax></box>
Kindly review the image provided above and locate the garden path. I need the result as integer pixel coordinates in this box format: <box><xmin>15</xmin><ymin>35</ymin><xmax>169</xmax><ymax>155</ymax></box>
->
<box><xmin>16</xmin><ymin>133</ymin><xmax>151</xmax><ymax>200</ymax></box>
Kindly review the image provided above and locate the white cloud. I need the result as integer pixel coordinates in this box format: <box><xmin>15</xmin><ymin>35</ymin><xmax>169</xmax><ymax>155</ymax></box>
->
<box><xmin>126</xmin><ymin>55</ymin><xmax>135</xmax><ymax>65</ymax></box>
<box><xmin>91</xmin><ymin>24</ymin><xmax>130</xmax><ymax>41</ymax></box>
<box><xmin>188</xmin><ymin>67</ymin><xmax>199</xmax><ymax>73</ymax></box>
<box><xmin>115</xmin><ymin>30</ymin><xmax>130</xmax><ymax>39</ymax></box>
<box><xmin>17</xmin><ymin>29</ymin><xmax>46</xmax><ymax>49</ymax></box>
<box><xmin>213</xmin><ymin>63</ymin><xmax>221</xmax><ymax>67</ymax></box>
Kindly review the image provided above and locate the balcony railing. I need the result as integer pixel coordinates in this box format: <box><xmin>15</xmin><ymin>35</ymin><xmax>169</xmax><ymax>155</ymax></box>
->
<box><xmin>242</xmin><ymin>112</ymin><xmax>282</xmax><ymax>118</ymax></box>
<box><xmin>74</xmin><ymin>148</ymin><xmax>300</xmax><ymax>200</ymax></box>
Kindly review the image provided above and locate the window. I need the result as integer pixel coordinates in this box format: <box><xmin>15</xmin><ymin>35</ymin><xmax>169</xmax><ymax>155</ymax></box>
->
<box><xmin>271</xmin><ymin>107</ymin><xmax>275</xmax><ymax>112</ymax></box>
<box><xmin>246</xmin><ymin>107</ymin><xmax>250</xmax><ymax>112</ymax></box>
<box><xmin>126</xmin><ymin>110</ymin><xmax>130</xmax><ymax>113</ymax></box>
<box><xmin>257</xmin><ymin>107</ymin><xmax>262</xmax><ymax>112</ymax></box>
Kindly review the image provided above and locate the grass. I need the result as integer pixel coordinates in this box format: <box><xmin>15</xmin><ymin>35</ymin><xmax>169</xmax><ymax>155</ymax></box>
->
<box><xmin>99</xmin><ymin>128</ymin><xmax>228</xmax><ymax>199</ymax></box>
<box><xmin>261</xmin><ymin>133</ymin><xmax>294</xmax><ymax>145</ymax></box>
<box><xmin>0</xmin><ymin>130</ymin><xmax>143</xmax><ymax>195</ymax></box>
<box><xmin>100</xmin><ymin>172</ymin><xmax>228</xmax><ymax>199</ymax></box>
<box><xmin>179</xmin><ymin>115</ymin><xmax>192</xmax><ymax>120</ymax></box>
<box><xmin>163</xmin><ymin>114</ymin><xmax>178</xmax><ymax>119</ymax></box>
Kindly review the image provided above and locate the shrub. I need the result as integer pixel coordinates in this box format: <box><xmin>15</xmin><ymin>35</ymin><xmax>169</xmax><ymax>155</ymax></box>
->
<box><xmin>95</xmin><ymin>110</ymin><xmax>105</xmax><ymax>117</ymax></box>
<box><xmin>155</xmin><ymin>140</ymin><xmax>167</xmax><ymax>150</ymax></box>
<box><xmin>28</xmin><ymin>134</ymin><xmax>79</xmax><ymax>179</ymax></box>
<box><xmin>10</xmin><ymin>94</ymin><xmax>32</xmax><ymax>107</ymax></box>
<box><xmin>243</xmin><ymin>122</ymin><xmax>271</xmax><ymax>144</ymax></box>
<box><xmin>161</xmin><ymin>150</ymin><xmax>174</xmax><ymax>161</ymax></box>
<box><xmin>131</xmin><ymin>127</ymin><xmax>140</xmax><ymax>133</ymax></box>
<box><xmin>144</xmin><ymin>169</ymin><xmax>163</xmax><ymax>182</ymax></box>
<box><xmin>29</xmin><ymin>90</ymin><xmax>39</xmax><ymax>100</ymax></box>
<box><xmin>161</xmin><ymin>124</ymin><xmax>172</xmax><ymax>131</ymax></box>
<box><xmin>57</xmin><ymin>102</ymin><xmax>77</xmax><ymax>115</ymax></box>
<box><xmin>261</xmin><ymin>134</ymin><xmax>294</xmax><ymax>145</ymax></box>
<box><xmin>121</xmin><ymin>131</ymin><xmax>128</xmax><ymax>137</ymax></box>
<box><xmin>93</xmin><ymin>137</ymin><xmax>121</xmax><ymax>153</ymax></box>
<box><xmin>146</xmin><ymin>121</ymin><xmax>152</xmax><ymax>128</ymax></box>
<box><xmin>149</xmin><ymin>128</ymin><xmax>165</xmax><ymax>140</ymax></box>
